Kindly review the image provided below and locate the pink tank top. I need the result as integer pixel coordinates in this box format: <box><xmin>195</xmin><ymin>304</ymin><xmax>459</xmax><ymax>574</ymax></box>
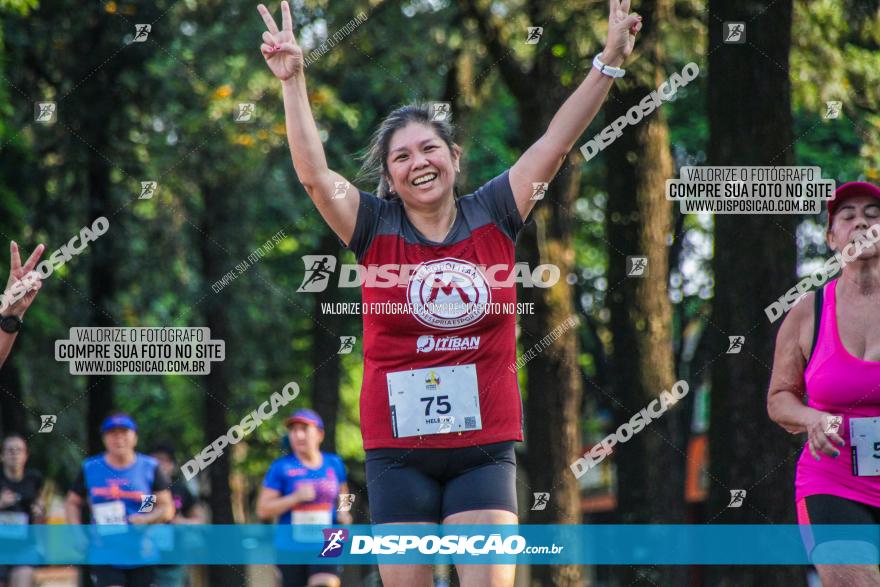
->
<box><xmin>796</xmin><ymin>278</ymin><xmax>880</xmax><ymax>506</ymax></box>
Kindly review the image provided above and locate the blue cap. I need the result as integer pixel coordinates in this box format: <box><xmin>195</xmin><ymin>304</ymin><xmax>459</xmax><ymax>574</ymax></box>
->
<box><xmin>285</xmin><ymin>408</ymin><xmax>324</xmax><ymax>430</ymax></box>
<box><xmin>101</xmin><ymin>414</ymin><xmax>137</xmax><ymax>434</ymax></box>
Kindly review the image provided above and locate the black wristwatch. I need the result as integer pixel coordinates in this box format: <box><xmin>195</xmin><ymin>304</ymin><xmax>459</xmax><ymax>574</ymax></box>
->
<box><xmin>0</xmin><ymin>315</ymin><xmax>22</xmax><ymax>334</ymax></box>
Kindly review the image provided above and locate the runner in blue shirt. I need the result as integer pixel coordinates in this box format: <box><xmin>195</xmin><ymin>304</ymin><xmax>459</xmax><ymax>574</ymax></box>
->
<box><xmin>64</xmin><ymin>413</ymin><xmax>175</xmax><ymax>587</ymax></box>
<box><xmin>257</xmin><ymin>409</ymin><xmax>351</xmax><ymax>587</ymax></box>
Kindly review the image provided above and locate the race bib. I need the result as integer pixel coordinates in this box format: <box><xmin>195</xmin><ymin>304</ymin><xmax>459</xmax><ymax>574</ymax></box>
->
<box><xmin>92</xmin><ymin>500</ymin><xmax>128</xmax><ymax>535</ymax></box>
<box><xmin>291</xmin><ymin>508</ymin><xmax>332</xmax><ymax>543</ymax></box>
<box><xmin>0</xmin><ymin>511</ymin><xmax>28</xmax><ymax>540</ymax></box>
<box><xmin>387</xmin><ymin>364</ymin><xmax>482</xmax><ymax>438</ymax></box>
<box><xmin>850</xmin><ymin>417</ymin><xmax>880</xmax><ymax>476</ymax></box>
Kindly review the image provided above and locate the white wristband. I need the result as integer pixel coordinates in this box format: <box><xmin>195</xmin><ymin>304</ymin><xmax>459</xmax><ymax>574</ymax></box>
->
<box><xmin>593</xmin><ymin>53</ymin><xmax>625</xmax><ymax>78</ymax></box>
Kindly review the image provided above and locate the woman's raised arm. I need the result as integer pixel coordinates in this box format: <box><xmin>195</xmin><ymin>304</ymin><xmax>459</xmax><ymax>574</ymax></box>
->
<box><xmin>508</xmin><ymin>0</ymin><xmax>641</xmax><ymax>222</ymax></box>
<box><xmin>258</xmin><ymin>2</ymin><xmax>361</xmax><ymax>245</ymax></box>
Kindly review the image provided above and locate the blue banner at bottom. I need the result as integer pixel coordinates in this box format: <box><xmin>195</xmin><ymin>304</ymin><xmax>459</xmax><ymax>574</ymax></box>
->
<box><xmin>1</xmin><ymin>524</ymin><xmax>879</xmax><ymax>565</ymax></box>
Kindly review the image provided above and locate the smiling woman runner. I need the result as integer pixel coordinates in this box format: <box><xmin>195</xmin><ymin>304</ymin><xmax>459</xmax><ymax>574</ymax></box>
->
<box><xmin>768</xmin><ymin>182</ymin><xmax>880</xmax><ymax>587</ymax></box>
<box><xmin>257</xmin><ymin>2</ymin><xmax>641</xmax><ymax>585</ymax></box>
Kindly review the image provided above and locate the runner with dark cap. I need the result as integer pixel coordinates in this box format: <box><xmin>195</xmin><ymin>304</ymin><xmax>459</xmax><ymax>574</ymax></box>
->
<box><xmin>257</xmin><ymin>408</ymin><xmax>351</xmax><ymax>587</ymax></box>
<box><xmin>64</xmin><ymin>413</ymin><xmax>175</xmax><ymax>587</ymax></box>
<box><xmin>768</xmin><ymin>181</ymin><xmax>880</xmax><ymax>586</ymax></box>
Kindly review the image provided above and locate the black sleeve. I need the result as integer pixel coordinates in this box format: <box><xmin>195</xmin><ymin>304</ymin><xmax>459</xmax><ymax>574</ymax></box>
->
<box><xmin>71</xmin><ymin>469</ymin><xmax>87</xmax><ymax>498</ymax></box>
<box><xmin>152</xmin><ymin>467</ymin><xmax>172</xmax><ymax>493</ymax></box>
<box><xmin>344</xmin><ymin>189</ymin><xmax>389</xmax><ymax>261</ymax></box>
<box><xmin>472</xmin><ymin>169</ymin><xmax>526</xmax><ymax>242</ymax></box>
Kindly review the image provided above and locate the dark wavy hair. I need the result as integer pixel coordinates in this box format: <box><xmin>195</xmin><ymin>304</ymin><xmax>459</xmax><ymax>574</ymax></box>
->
<box><xmin>355</xmin><ymin>103</ymin><xmax>460</xmax><ymax>200</ymax></box>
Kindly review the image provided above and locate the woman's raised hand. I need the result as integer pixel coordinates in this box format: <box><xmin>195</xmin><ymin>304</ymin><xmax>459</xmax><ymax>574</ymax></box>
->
<box><xmin>258</xmin><ymin>2</ymin><xmax>304</xmax><ymax>81</ymax></box>
<box><xmin>604</xmin><ymin>0</ymin><xmax>642</xmax><ymax>65</ymax></box>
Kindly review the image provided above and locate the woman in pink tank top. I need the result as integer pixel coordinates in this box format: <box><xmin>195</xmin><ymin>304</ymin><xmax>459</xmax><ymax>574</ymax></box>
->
<box><xmin>768</xmin><ymin>181</ymin><xmax>880</xmax><ymax>587</ymax></box>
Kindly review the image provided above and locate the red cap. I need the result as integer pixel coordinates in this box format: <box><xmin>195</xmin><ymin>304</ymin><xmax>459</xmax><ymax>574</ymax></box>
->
<box><xmin>828</xmin><ymin>181</ymin><xmax>880</xmax><ymax>218</ymax></box>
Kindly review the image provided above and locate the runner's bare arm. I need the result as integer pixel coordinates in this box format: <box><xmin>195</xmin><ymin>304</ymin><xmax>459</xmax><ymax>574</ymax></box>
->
<box><xmin>508</xmin><ymin>0</ymin><xmax>641</xmax><ymax>222</ymax></box>
<box><xmin>280</xmin><ymin>76</ymin><xmax>361</xmax><ymax>245</ymax></box>
<box><xmin>258</xmin><ymin>2</ymin><xmax>361</xmax><ymax>245</ymax></box>
<box><xmin>767</xmin><ymin>293</ymin><xmax>817</xmax><ymax>434</ymax></box>
<box><xmin>256</xmin><ymin>485</ymin><xmax>307</xmax><ymax>519</ymax></box>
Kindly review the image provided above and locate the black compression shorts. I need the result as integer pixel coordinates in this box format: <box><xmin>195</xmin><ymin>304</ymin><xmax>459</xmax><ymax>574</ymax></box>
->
<box><xmin>364</xmin><ymin>441</ymin><xmax>518</xmax><ymax>524</ymax></box>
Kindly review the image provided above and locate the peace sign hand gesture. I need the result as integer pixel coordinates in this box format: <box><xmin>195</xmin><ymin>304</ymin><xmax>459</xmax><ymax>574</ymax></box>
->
<box><xmin>3</xmin><ymin>241</ymin><xmax>45</xmax><ymax>319</ymax></box>
<box><xmin>604</xmin><ymin>0</ymin><xmax>642</xmax><ymax>66</ymax></box>
<box><xmin>258</xmin><ymin>2</ymin><xmax>304</xmax><ymax>81</ymax></box>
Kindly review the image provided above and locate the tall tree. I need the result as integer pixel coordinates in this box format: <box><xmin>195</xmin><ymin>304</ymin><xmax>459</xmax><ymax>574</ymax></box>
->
<box><xmin>198</xmin><ymin>181</ymin><xmax>245</xmax><ymax>586</ymax></box>
<box><xmin>706</xmin><ymin>0</ymin><xmax>803</xmax><ymax>585</ymax></box>
<box><xmin>601</xmin><ymin>0</ymin><xmax>683</xmax><ymax>585</ymax></box>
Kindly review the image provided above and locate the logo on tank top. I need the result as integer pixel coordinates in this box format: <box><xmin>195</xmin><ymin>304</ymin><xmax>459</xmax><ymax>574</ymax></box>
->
<box><xmin>406</xmin><ymin>258</ymin><xmax>491</xmax><ymax>329</ymax></box>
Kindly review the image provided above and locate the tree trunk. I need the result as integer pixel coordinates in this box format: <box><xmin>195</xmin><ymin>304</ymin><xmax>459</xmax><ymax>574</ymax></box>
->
<box><xmin>199</xmin><ymin>184</ymin><xmax>245</xmax><ymax>586</ymax></box>
<box><xmin>706</xmin><ymin>0</ymin><xmax>803</xmax><ymax>585</ymax></box>
<box><xmin>86</xmin><ymin>145</ymin><xmax>116</xmax><ymax>455</ymax></box>
<box><xmin>311</xmin><ymin>231</ymin><xmax>343</xmax><ymax>452</ymax></box>
<box><xmin>0</xmin><ymin>360</ymin><xmax>24</xmax><ymax>436</ymax></box>
<box><xmin>601</xmin><ymin>1</ymin><xmax>683</xmax><ymax>584</ymax></box>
